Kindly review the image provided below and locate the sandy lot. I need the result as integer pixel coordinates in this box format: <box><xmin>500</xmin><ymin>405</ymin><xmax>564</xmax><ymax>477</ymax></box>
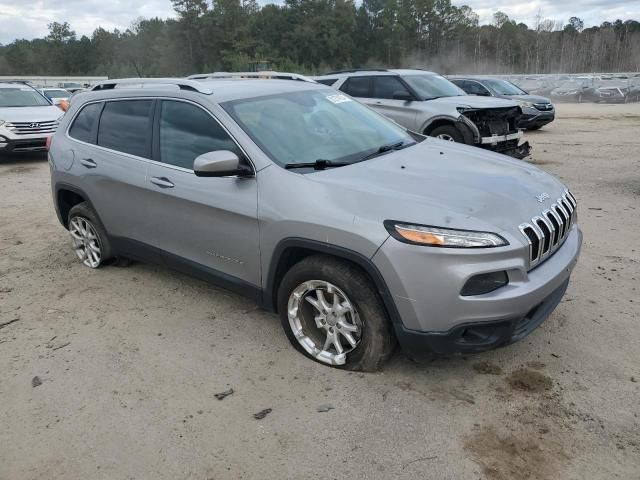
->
<box><xmin>1</xmin><ymin>103</ymin><xmax>639</xmax><ymax>480</ymax></box>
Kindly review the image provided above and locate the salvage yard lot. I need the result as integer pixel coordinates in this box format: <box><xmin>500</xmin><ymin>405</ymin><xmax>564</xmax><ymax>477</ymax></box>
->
<box><xmin>1</xmin><ymin>103</ymin><xmax>639</xmax><ymax>479</ymax></box>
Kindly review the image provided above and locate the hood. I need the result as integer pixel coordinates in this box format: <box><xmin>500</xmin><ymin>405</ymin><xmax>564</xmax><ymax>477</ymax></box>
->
<box><xmin>505</xmin><ymin>94</ymin><xmax>552</xmax><ymax>104</ymax></box>
<box><xmin>0</xmin><ymin>105</ymin><xmax>62</xmax><ymax>123</ymax></box>
<box><xmin>426</xmin><ymin>95</ymin><xmax>518</xmax><ymax>109</ymax></box>
<box><xmin>308</xmin><ymin>139</ymin><xmax>567</xmax><ymax>240</ymax></box>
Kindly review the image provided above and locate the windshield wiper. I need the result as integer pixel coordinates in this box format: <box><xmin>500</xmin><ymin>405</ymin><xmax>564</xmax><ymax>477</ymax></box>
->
<box><xmin>284</xmin><ymin>159</ymin><xmax>350</xmax><ymax>170</ymax></box>
<box><xmin>357</xmin><ymin>141</ymin><xmax>414</xmax><ymax>162</ymax></box>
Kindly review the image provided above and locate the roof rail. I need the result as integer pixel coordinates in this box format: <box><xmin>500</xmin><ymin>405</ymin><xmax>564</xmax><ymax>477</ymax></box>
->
<box><xmin>322</xmin><ymin>68</ymin><xmax>390</xmax><ymax>75</ymax></box>
<box><xmin>91</xmin><ymin>78</ymin><xmax>213</xmax><ymax>94</ymax></box>
<box><xmin>188</xmin><ymin>71</ymin><xmax>316</xmax><ymax>83</ymax></box>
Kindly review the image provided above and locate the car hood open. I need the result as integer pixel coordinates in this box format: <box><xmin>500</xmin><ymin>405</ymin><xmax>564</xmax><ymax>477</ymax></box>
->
<box><xmin>308</xmin><ymin>139</ymin><xmax>568</xmax><ymax>239</ymax></box>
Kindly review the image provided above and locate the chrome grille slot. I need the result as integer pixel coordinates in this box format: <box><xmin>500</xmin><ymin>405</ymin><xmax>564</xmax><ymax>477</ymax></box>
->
<box><xmin>5</xmin><ymin>120</ymin><xmax>58</xmax><ymax>136</ymax></box>
<box><xmin>534</xmin><ymin>217</ymin><xmax>551</xmax><ymax>254</ymax></box>
<box><xmin>520</xmin><ymin>190</ymin><xmax>577</xmax><ymax>269</ymax></box>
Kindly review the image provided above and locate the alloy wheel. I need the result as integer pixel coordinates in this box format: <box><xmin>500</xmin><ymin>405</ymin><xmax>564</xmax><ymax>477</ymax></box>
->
<box><xmin>436</xmin><ymin>133</ymin><xmax>456</xmax><ymax>141</ymax></box>
<box><xmin>69</xmin><ymin>216</ymin><xmax>102</xmax><ymax>268</ymax></box>
<box><xmin>287</xmin><ymin>280</ymin><xmax>362</xmax><ymax>365</ymax></box>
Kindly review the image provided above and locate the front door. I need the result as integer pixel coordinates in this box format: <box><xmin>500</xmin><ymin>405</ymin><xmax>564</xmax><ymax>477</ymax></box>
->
<box><xmin>143</xmin><ymin>99</ymin><xmax>260</xmax><ymax>289</ymax></box>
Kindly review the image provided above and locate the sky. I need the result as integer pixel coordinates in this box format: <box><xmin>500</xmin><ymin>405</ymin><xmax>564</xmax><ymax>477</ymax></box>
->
<box><xmin>0</xmin><ymin>0</ymin><xmax>639</xmax><ymax>45</ymax></box>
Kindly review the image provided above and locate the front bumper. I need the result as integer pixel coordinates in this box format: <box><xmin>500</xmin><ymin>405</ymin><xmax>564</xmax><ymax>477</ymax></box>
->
<box><xmin>373</xmin><ymin>225</ymin><xmax>582</xmax><ymax>359</ymax></box>
<box><xmin>0</xmin><ymin>134</ymin><xmax>48</xmax><ymax>154</ymax></box>
<box><xmin>518</xmin><ymin>110</ymin><xmax>555</xmax><ymax>129</ymax></box>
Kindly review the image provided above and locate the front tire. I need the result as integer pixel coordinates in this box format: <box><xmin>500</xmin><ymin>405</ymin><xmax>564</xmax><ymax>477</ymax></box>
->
<box><xmin>67</xmin><ymin>202</ymin><xmax>113</xmax><ymax>268</ymax></box>
<box><xmin>429</xmin><ymin>125</ymin><xmax>464</xmax><ymax>143</ymax></box>
<box><xmin>277</xmin><ymin>255</ymin><xmax>395</xmax><ymax>371</ymax></box>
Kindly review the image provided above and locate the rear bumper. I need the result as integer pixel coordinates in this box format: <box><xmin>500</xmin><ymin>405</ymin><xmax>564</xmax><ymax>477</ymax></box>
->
<box><xmin>0</xmin><ymin>135</ymin><xmax>48</xmax><ymax>154</ymax></box>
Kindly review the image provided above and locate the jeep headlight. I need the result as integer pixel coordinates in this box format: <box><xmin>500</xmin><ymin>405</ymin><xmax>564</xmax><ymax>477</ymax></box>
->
<box><xmin>385</xmin><ymin>221</ymin><xmax>508</xmax><ymax>248</ymax></box>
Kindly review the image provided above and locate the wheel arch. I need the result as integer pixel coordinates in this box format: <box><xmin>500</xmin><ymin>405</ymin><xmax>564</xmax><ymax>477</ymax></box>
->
<box><xmin>264</xmin><ymin>238</ymin><xmax>403</xmax><ymax>327</ymax></box>
<box><xmin>55</xmin><ymin>183</ymin><xmax>93</xmax><ymax>229</ymax></box>
<box><xmin>420</xmin><ymin>115</ymin><xmax>460</xmax><ymax>136</ymax></box>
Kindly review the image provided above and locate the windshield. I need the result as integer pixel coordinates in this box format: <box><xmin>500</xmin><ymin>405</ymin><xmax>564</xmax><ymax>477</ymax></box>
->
<box><xmin>222</xmin><ymin>90</ymin><xmax>414</xmax><ymax>168</ymax></box>
<box><xmin>45</xmin><ymin>89</ymin><xmax>70</xmax><ymax>99</ymax></box>
<box><xmin>0</xmin><ymin>87</ymin><xmax>51</xmax><ymax>107</ymax></box>
<box><xmin>402</xmin><ymin>74</ymin><xmax>466</xmax><ymax>99</ymax></box>
<box><xmin>483</xmin><ymin>79</ymin><xmax>526</xmax><ymax>96</ymax></box>
<box><xmin>62</xmin><ymin>83</ymin><xmax>82</xmax><ymax>88</ymax></box>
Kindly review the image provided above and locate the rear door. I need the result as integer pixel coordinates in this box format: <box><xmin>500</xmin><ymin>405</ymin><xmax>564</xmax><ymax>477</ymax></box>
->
<box><xmin>67</xmin><ymin>99</ymin><xmax>153</xmax><ymax>246</ymax></box>
<box><xmin>144</xmin><ymin>99</ymin><xmax>260</xmax><ymax>288</ymax></box>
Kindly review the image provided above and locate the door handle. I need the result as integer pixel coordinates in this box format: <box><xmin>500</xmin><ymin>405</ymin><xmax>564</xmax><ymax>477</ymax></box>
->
<box><xmin>150</xmin><ymin>176</ymin><xmax>175</xmax><ymax>188</ymax></box>
<box><xmin>80</xmin><ymin>158</ymin><xmax>97</xmax><ymax>168</ymax></box>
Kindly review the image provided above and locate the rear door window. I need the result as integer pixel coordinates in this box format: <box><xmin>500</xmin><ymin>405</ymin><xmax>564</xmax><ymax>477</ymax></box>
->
<box><xmin>97</xmin><ymin>100</ymin><xmax>153</xmax><ymax>158</ymax></box>
<box><xmin>339</xmin><ymin>77</ymin><xmax>371</xmax><ymax>98</ymax></box>
<box><xmin>371</xmin><ymin>76</ymin><xmax>411</xmax><ymax>99</ymax></box>
<box><xmin>69</xmin><ymin>102</ymin><xmax>103</xmax><ymax>144</ymax></box>
<box><xmin>158</xmin><ymin>100</ymin><xmax>242</xmax><ymax>170</ymax></box>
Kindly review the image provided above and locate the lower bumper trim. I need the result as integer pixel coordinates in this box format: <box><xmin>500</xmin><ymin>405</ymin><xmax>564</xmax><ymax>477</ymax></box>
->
<box><xmin>395</xmin><ymin>278</ymin><xmax>569</xmax><ymax>362</ymax></box>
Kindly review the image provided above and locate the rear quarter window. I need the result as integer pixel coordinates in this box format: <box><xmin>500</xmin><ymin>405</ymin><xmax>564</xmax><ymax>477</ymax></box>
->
<box><xmin>316</xmin><ymin>78</ymin><xmax>338</xmax><ymax>86</ymax></box>
<box><xmin>68</xmin><ymin>102</ymin><xmax>103</xmax><ymax>144</ymax></box>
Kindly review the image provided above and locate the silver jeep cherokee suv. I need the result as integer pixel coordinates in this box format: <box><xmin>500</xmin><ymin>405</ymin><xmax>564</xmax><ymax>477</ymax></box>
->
<box><xmin>49</xmin><ymin>78</ymin><xmax>582</xmax><ymax>371</ymax></box>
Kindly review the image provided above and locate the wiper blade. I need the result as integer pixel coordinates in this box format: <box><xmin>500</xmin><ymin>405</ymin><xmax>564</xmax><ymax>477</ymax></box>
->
<box><xmin>357</xmin><ymin>141</ymin><xmax>413</xmax><ymax>162</ymax></box>
<box><xmin>284</xmin><ymin>159</ymin><xmax>350</xmax><ymax>170</ymax></box>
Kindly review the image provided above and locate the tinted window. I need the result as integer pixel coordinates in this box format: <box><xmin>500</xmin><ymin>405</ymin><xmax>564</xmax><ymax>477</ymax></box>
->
<box><xmin>316</xmin><ymin>78</ymin><xmax>338</xmax><ymax>86</ymax></box>
<box><xmin>372</xmin><ymin>76</ymin><xmax>411</xmax><ymax>99</ymax></box>
<box><xmin>69</xmin><ymin>102</ymin><xmax>103</xmax><ymax>144</ymax></box>
<box><xmin>97</xmin><ymin>100</ymin><xmax>153</xmax><ymax>158</ymax></box>
<box><xmin>465</xmin><ymin>81</ymin><xmax>491</xmax><ymax>96</ymax></box>
<box><xmin>159</xmin><ymin>100</ymin><xmax>241</xmax><ymax>170</ymax></box>
<box><xmin>340</xmin><ymin>77</ymin><xmax>370</xmax><ymax>97</ymax></box>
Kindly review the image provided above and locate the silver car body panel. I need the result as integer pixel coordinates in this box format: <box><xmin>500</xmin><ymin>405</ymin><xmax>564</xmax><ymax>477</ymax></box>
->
<box><xmin>50</xmin><ymin>79</ymin><xmax>581</xmax><ymax>340</ymax></box>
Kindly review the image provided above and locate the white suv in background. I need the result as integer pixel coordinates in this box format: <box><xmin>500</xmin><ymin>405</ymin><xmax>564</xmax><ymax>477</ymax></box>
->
<box><xmin>0</xmin><ymin>82</ymin><xmax>63</xmax><ymax>155</ymax></box>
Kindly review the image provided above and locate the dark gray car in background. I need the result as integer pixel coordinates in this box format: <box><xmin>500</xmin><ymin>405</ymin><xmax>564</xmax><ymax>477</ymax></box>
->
<box><xmin>48</xmin><ymin>77</ymin><xmax>581</xmax><ymax>371</ymax></box>
<box><xmin>450</xmin><ymin>77</ymin><xmax>555</xmax><ymax>130</ymax></box>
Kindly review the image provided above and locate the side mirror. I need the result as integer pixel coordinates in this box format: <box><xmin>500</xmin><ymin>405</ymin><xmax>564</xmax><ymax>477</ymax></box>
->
<box><xmin>193</xmin><ymin>150</ymin><xmax>252</xmax><ymax>178</ymax></box>
<box><xmin>392</xmin><ymin>90</ymin><xmax>414</xmax><ymax>101</ymax></box>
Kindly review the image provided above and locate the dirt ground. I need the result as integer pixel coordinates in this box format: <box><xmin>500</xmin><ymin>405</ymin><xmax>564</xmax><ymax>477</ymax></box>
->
<box><xmin>1</xmin><ymin>103</ymin><xmax>639</xmax><ymax>480</ymax></box>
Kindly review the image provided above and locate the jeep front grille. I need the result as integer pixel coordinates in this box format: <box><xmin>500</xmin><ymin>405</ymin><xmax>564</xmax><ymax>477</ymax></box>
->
<box><xmin>519</xmin><ymin>190</ymin><xmax>577</xmax><ymax>269</ymax></box>
<box><xmin>5</xmin><ymin>120</ymin><xmax>58</xmax><ymax>136</ymax></box>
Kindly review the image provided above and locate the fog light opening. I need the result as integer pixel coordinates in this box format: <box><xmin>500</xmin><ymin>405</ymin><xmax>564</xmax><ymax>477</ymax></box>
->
<box><xmin>461</xmin><ymin>271</ymin><xmax>509</xmax><ymax>296</ymax></box>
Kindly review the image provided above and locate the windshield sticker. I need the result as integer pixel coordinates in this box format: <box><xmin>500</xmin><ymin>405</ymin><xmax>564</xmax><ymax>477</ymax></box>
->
<box><xmin>326</xmin><ymin>94</ymin><xmax>351</xmax><ymax>104</ymax></box>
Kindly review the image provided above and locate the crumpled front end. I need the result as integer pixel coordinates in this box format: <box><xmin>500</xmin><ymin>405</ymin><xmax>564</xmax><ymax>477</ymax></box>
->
<box><xmin>459</xmin><ymin>106</ymin><xmax>531</xmax><ymax>159</ymax></box>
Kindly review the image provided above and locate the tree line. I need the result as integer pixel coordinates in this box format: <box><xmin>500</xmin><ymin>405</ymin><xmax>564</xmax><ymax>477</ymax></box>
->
<box><xmin>1</xmin><ymin>0</ymin><xmax>639</xmax><ymax>77</ymax></box>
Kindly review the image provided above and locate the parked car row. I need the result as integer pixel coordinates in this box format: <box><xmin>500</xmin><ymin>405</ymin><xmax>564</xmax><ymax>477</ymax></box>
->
<box><xmin>45</xmin><ymin>75</ymin><xmax>581</xmax><ymax>371</ymax></box>
<box><xmin>490</xmin><ymin>74</ymin><xmax>640</xmax><ymax>103</ymax></box>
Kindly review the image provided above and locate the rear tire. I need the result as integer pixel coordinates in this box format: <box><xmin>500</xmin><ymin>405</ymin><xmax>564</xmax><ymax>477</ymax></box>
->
<box><xmin>67</xmin><ymin>202</ymin><xmax>113</xmax><ymax>268</ymax></box>
<box><xmin>429</xmin><ymin>125</ymin><xmax>464</xmax><ymax>143</ymax></box>
<box><xmin>277</xmin><ymin>255</ymin><xmax>396</xmax><ymax>371</ymax></box>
